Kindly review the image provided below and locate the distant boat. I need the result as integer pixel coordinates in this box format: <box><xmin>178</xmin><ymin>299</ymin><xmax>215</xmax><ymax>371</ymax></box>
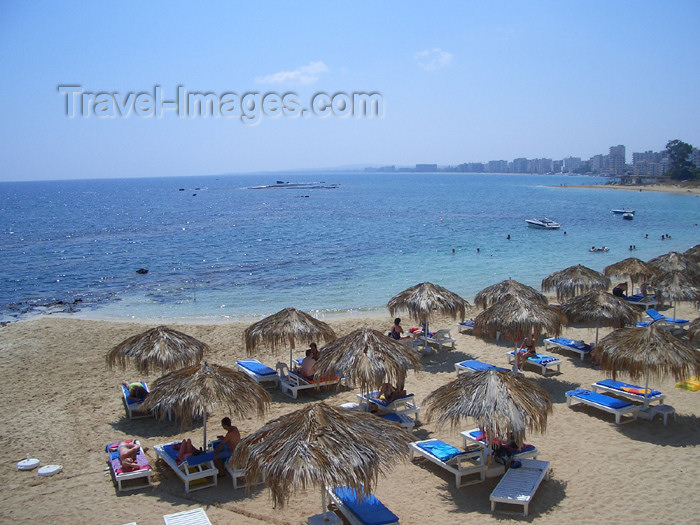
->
<box><xmin>525</xmin><ymin>217</ymin><xmax>561</xmax><ymax>229</ymax></box>
<box><xmin>589</xmin><ymin>246</ymin><xmax>610</xmax><ymax>252</ymax></box>
<box><xmin>622</xmin><ymin>212</ymin><xmax>634</xmax><ymax>220</ymax></box>
<box><xmin>248</xmin><ymin>181</ymin><xmax>339</xmax><ymax>190</ymax></box>
<box><xmin>611</xmin><ymin>209</ymin><xmax>635</xmax><ymax>215</ymax></box>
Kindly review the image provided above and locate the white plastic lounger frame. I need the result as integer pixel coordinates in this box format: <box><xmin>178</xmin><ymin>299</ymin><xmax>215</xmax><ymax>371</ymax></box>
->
<box><xmin>236</xmin><ymin>359</ymin><xmax>280</xmax><ymax>389</ymax></box>
<box><xmin>460</xmin><ymin>429</ymin><xmax>539</xmax><ymax>461</ymax></box>
<box><xmin>507</xmin><ymin>352</ymin><xmax>562</xmax><ymax>376</ymax></box>
<box><xmin>565</xmin><ymin>390</ymin><xmax>639</xmax><ymax>424</ymax></box>
<box><xmin>410</xmin><ymin>439</ymin><xmax>487</xmax><ymax>488</ymax></box>
<box><xmin>153</xmin><ymin>443</ymin><xmax>218</xmax><ymax>494</ymax></box>
<box><xmin>325</xmin><ymin>486</ymin><xmax>400</xmax><ymax>525</ymax></box>
<box><xmin>163</xmin><ymin>508</ymin><xmax>212</xmax><ymax>525</ymax></box>
<box><xmin>356</xmin><ymin>392</ymin><xmax>421</xmax><ymax>423</ymax></box>
<box><xmin>490</xmin><ymin>459</ymin><xmax>550</xmax><ymax>516</ymax></box>
<box><xmin>420</xmin><ymin>329</ymin><xmax>456</xmax><ymax>351</ymax></box>
<box><xmin>121</xmin><ymin>382</ymin><xmax>151</xmax><ymax>419</ymax></box>
<box><xmin>276</xmin><ymin>364</ymin><xmax>342</xmax><ymax>399</ymax></box>
<box><xmin>543</xmin><ymin>338</ymin><xmax>592</xmax><ymax>360</ymax></box>
<box><xmin>591</xmin><ymin>380</ymin><xmax>666</xmax><ymax>406</ymax></box>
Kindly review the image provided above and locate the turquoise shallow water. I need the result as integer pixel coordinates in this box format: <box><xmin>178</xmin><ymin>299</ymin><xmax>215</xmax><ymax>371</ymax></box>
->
<box><xmin>0</xmin><ymin>173</ymin><xmax>697</xmax><ymax>321</ymax></box>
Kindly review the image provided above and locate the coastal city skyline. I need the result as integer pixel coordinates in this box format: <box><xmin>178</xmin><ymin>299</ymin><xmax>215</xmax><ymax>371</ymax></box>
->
<box><xmin>2</xmin><ymin>1</ymin><xmax>699</xmax><ymax>182</ymax></box>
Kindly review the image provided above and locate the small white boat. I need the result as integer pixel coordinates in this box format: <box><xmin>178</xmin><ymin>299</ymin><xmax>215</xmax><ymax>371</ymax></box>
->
<box><xmin>611</xmin><ymin>209</ymin><xmax>635</xmax><ymax>215</ymax></box>
<box><xmin>525</xmin><ymin>217</ymin><xmax>561</xmax><ymax>229</ymax></box>
<box><xmin>589</xmin><ymin>246</ymin><xmax>610</xmax><ymax>252</ymax></box>
<box><xmin>622</xmin><ymin>212</ymin><xmax>634</xmax><ymax>220</ymax></box>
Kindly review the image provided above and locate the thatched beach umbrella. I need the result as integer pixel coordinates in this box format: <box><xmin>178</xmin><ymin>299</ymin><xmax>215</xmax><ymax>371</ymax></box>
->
<box><xmin>559</xmin><ymin>290</ymin><xmax>640</xmax><ymax>345</ymax></box>
<box><xmin>473</xmin><ymin>296</ymin><xmax>565</xmax><ymax>372</ymax></box>
<box><xmin>473</xmin><ymin>279</ymin><xmax>547</xmax><ymax>310</ymax></box>
<box><xmin>244</xmin><ymin>307</ymin><xmax>337</xmax><ymax>368</ymax></box>
<box><xmin>314</xmin><ymin>328</ymin><xmax>422</xmax><ymax>405</ymax></box>
<box><xmin>603</xmin><ymin>257</ymin><xmax>658</xmax><ymax>293</ymax></box>
<box><xmin>106</xmin><ymin>325</ymin><xmax>207</xmax><ymax>376</ymax></box>
<box><xmin>597</xmin><ymin>324</ymin><xmax>700</xmax><ymax>410</ymax></box>
<box><xmin>541</xmin><ymin>264</ymin><xmax>611</xmax><ymax>302</ymax></box>
<box><xmin>646</xmin><ymin>270</ymin><xmax>700</xmax><ymax>320</ymax></box>
<box><xmin>648</xmin><ymin>251</ymin><xmax>700</xmax><ymax>284</ymax></box>
<box><xmin>233</xmin><ymin>402</ymin><xmax>413</xmax><ymax>520</ymax></box>
<box><xmin>423</xmin><ymin>370</ymin><xmax>552</xmax><ymax>449</ymax></box>
<box><xmin>684</xmin><ymin>244</ymin><xmax>700</xmax><ymax>264</ymax></box>
<box><xmin>144</xmin><ymin>361</ymin><xmax>270</xmax><ymax>448</ymax></box>
<box><xmin>388</xmin><ymin>282</ymin><xmax>470</xmax><ymax>336</ymax></box>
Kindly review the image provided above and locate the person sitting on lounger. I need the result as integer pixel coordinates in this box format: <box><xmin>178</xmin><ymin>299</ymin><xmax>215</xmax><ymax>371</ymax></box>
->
<box><xmin>118</xmin><ymin>440</ymin><xmax>141</xmax><ymax>471</ymax></box>
<box><xmin>389</xmin><ymin>318</ymin><xmax>404</xmax><ymax>340</ymax></box>
<box><xmin>299</xmin><ymin>349</ymin><xmax>317</xmax><ymax>381</ymax></box>
<box><xmin>309</xmin><ymin>342</ymin><xmax>320</xmax><ymax>360</ymax></box>
<box><xmin>214</xmin><ymin>417</ymin><xmax>241</xmax><ymax>477</ymax></box>
<box><xmin>517</xmin><ymin>332</ymin><xmax>537</xmax><ymax>370</ymax></box>
<box><xmin>378</xmin><ymin>382</ymin><xmax>407</xmax><ymax>403</ymax></box>
<box><xmin>122</xmin><ymin>381</ymin><xmax>148</xmax><ymax>402</ymax></box>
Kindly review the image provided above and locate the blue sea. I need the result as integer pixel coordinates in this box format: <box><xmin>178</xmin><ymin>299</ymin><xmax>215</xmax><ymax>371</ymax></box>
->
<box><xmin>1</xmin><ymin>173</ymin><xmax>697</xmax><ymax>322</ymax></box>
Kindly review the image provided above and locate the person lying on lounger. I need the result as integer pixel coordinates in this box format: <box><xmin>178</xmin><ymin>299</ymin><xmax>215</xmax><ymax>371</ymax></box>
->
<box><xmin>214</xmin><ymin>417</ymin><xmax>241</xmax><ymax>478</ymax></box>
<box><xmin>175</xmin><ymin>439</ymin><xmax>198</xmax><ymax>463</ymax></box>
<box><xmin>378</xmin><ymin>382</ymin><xmax>407</xmax><ymax>403</ymax></box>
<box><xmin>118</xmin><ymin>440</ymin><xmax>141</xmax><ymax>471</ymax></box>
<box><xmin>122</xmin><ymin>381</ymin><xmax>148</xmax><ymax>402</ymax></box>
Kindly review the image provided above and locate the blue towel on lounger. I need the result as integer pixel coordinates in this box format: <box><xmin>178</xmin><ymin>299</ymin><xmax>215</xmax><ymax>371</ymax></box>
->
<box><xmin>596</xmin><ymin>379</ymin><xmax>662</xmax><ymax>398</ymax></box>
<box><xmin>416</xmin><ymin>440</ymin><xmax>464</xmax><ymax>462</ymax></box>
<box><xmin>333</xmin><ymin>486</ymin><xmax>398</xmax><ymax>525</ymax></box>
<box><xmin>567</xmin><ymin>389</ymin><xmax>633</xmax><ymax>409</ymax></box>
<box><xmin>237</xmin><ymin>359</ymin><xmax>277</xmax><ymax>376</ymax></box>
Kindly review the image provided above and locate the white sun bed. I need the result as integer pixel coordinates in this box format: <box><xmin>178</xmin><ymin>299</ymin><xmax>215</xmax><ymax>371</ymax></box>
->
<box><xmin>591</xmin><ymin>379</ymin><xmax>665</xmax><ymax>405</ymax></box>
<box><xmin>326</xmin><ymin>485</ymin><xmax>400</xmax><ymax>525</ymax></box>
<box><xmin>340</xmin><ymin>402</ymin><xmax>415</xmax><ymax>432</ymax></box>
<box><xmin>153</xmin><ymin>442</ymin><xmax>218</xmax><ymax>493</ymax></box>
<box><xmin>543</xmin><ymin>337</ymin><xmax>593</xmax><ymax>360</ymax></box>
<box><xmin>105</xmin><ymin>441</ymin><xmax>153</xmax><ymax>492</ymax></box>
<box><xmin>507</xmin><ymin>351</ymin><xmax>562</xmax><ymax>376</ymax></box>
<box><xmin>460</xmin><ymin>429</ymin><xmax>539</xmax><ymax>460</ymax></box>
<box><xmin>121</xmin><ymin>381</ymin><xmax>151</xmax><ymax>419</ymax></box>
<box><xmin>276</xmin><ymin>364</ymin><xmax>342</xmax><ymax>399</ymax></box>
<box><xmin>357</xmin><ymin>391</ymin><xmax>420</xmax><ymax>423</ymax></box>
<box><xmin>410</xmin><ymin>439</ymin><xmax>487</xmax><ymax>488</ymax></box>
<box><xmin>490</xmin><ymin>459</ymin><xmax>550</xmax><ymax>516</ymax></box>
<box><xmin>163</xmin><ymin>508</ymin><xmax>212</xmax><ymax>525</ymax></box>
<box><xmin>454</xmin><ymin>359</ymin><xmax>509</xmax><ymax>375</ymax></box>
<box><xmin>566</xmin><ymin>389</ymin><xmax>639</xmax><ymax>424</ymax></box>
<box><xmin>420</xmin><ymin>329</ymin><xmax>456</xmax><ymax>351</ymax></box>
<box><xmin>236</xmin><ymin>359</ymin><xmax>280</xmax><ymax>389</ymax></box>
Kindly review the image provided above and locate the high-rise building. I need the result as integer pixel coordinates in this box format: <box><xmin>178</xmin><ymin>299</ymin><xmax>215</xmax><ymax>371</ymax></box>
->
<box><xmin>608</xmin><ymin>145</ymin><xmax>626</xmax><ymax>175</ymax></box>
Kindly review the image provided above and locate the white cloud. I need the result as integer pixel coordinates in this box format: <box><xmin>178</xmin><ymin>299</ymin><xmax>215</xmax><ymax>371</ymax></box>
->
<box><xmin>414</xmin><ymin>48</ymin><xmax>453</xmax><ymax>71</ymax></box>
<box><xmin>255</xmin><ymin>61</ymin><xmax>329</xmax><ymax>85</ymax></box>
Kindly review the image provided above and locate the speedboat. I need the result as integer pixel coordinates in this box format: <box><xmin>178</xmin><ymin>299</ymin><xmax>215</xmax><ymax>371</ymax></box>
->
<box><xmin>611</xmin><ymin>209</ymin><xmax>635</xmax><ymax>215</ymax></box>
<box><xmin>622</xmin><ymin>212</ymin><xmax>634</xmax><ymax>220</ymax></box>
<box><xmin>525</xmin><ymin>217</ymin><xmax>561</xmax><ymax>229</ymax></box>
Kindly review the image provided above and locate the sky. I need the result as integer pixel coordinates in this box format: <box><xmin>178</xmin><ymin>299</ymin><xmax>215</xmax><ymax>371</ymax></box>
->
<box><xmin>1</xmin><ymin>0</ymin><xmax>699</xmax><ymax>181</ymax></box>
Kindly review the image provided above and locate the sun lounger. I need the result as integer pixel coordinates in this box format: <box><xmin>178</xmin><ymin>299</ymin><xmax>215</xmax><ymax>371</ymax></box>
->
<box><xmin>637</xmin><ymin>309</ymin><xmax>689</xmax><ymax>334</ymax></box>
<box><xmin>454</xmin><ymin>359</ymin><xmax>509</xmax><ymax>375</ymax></box>
<box><xmin>458</xmin><ymin>320</ymin><xmax>474</xmax><ymax>333</ymax></box>
<box><xmin>207</xmin><ymin>439</ymin><xmax>264</xmax><ymax>489</ymax></box>
<box><xmin>276</xmin><ymin>363</ymin><xmax>342</xmax><ymax>399</ymax></box>
<box><xmin>410</xmin><ymin>439</ymin><xmax>487</xmax><ymax>487</ymax></box>
<box><xmin>565</xmin><ymin>389</ymin><xmax>639</xmax><ymax>424</ymax></box>
<box><xmin>591</xmin><ymin>379</ymin><xmax>665</xmax><ymax>405</ymax></box>
<box><xmin>420</xmin><ymin>329</ymin><xmax>455</xmax><ymax>351</ymax></box>
<box><xmin>105</xmin><ymin>441</ymin><xmax>153</xmax><ymax>492</ymax></box>
<box><xmin>163</xmin><ymin>508</ymin><xmax>212</xmax><ymax>525</ymax></box>
<box><xmin>326</xmin><ymin>485</ymin><xmax>399</xmax><ymax>525</ymax></box>
<box><xmin>357</xmin><ymin>391</ymin><xmax>420</xmax><ymax>422</ymax></box>
<box><xmin>460</xmin><ymin>429</ymin><xmax>539</xmax><ymax>460</ymax></box>
<box><xmin>543</xmin><ymin>337</ymin><xmax>592</xmax><ymax>360</ymax></box>
<box><xmin>121</xmin><ymin>381</ymin><xmax>151</xmax><ymax>419</ymax></box>
<box><xmin>624</xmin><ymin>294</ymin><xmax>658</xmax><ymax>308</ymax></box>
<box><xmin>507</xmin><ymin>352</ymin><xmax>562</xmax><ymax>375</ymax></box>
<box><xmin>489</xmin><ymin>459</ymin><xmax>550</xmax><ymax>516</ymax></box>
<box><xmin>153</xmin><ymin>442</ymin><xmax>217</xmax><ymax>493</ymax></box>
<box><xmin>236</xmin><ymin>359</ymin><xmax>280</xmax><ymax>389</ymax></box>
<box><xmin>340</xmin><ymin>402</ymin><xmax>415</xmax><ymax>431</ymax></box>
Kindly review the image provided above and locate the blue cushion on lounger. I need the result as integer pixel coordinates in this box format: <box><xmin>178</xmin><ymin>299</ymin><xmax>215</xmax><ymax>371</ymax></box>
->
<box><xmin>185</xmin><ymin>452</ymin><xmax>215</xmax><ymax>466</ymax></box>
<box><xmin>458</xmin><ymin>360</ymin><xmax>495</xmax><ymax>370</ymax></box>
<box><xmin>416</xmin><ymin>440</ymin><xmax>464</xmax><ymax>462</ymax></box>
<box><xmin>237</xmin><ymin>359</ymin><xmax>276</xmax><ymax>376</ymax></box>
<box><xmin>597</xmin><ymin>379</ymin><xmax>662</xmax><ymax>398</ymax></box>
<box><xmin>567</xmin><ymin>389</ymin><xmax>633</xmax><ymax>409</ymax></box>
<box><xmin>333</xmin><ymin>486</ymin><xmax>399</xmax><ymax>525</ymax></box>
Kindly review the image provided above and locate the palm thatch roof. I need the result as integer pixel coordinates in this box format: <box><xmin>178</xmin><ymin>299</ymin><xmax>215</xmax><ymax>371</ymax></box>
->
<box><xmin>106</xmin><ymin>325</ymin><xmax>207</xmax><ymax>375</ymax></box>
<box><xmin>473</xmin><ymin>279</ymin><xmax>547</xmax><ymax>310</ymax></box>
<box><xmin>233</xmin><ymin>402</ymin><xmax>413</xmax><ymax>508</ymax></box>
<box><xmin>144</xmin><ymin>361</ymin><xmax>270</xmax><ymax>447</ymax></box>
<box><xmin>423</xmin><ymin>370</ymin><xmax>552</xmax><ymax>448</ymax></box>
<box><xmin>647</xmin><ymin>251</ymin><xmax>700</xmax><ymax>284</ymax></box>
<box><xmin>473</xmin><ymin>295</ymin><xmax>565</xmax><ymax>343</ymax></box>
<box><xmin>688</xmin><ymin>317</ymin><xmax>700</xmax><ymax>342</ymax></box>
<box><xmin>603</xmin><ymin>257</ymin><xmax>658</xmax><ymax>289</ymax></box>
<box><xmin>684</xmin><ymin>244</ymin><xmax>700</xmax><ymax>264</ymax></box>
<box><xmin>597</xmin><ymin>324</ymin><xmax>700</xmax><ymax>384</ymax></box>
<box><xmin>647</xmin><ymin>270</ymin><xmax>700</xmax><ymax>304</ymax></box>
<box><xmin>387</xmin><ymin>282</ymin><xmax>470</xmax><ymax>323</ymax></box>
<box><xmin>244</xmin><ymin>307</ymin><xmax>337</xmax><ymax>356</ymax></box>
<box><xmin>559</xmin><ymin>290</ymin><xmax>640</xmax><ymax>328</ymax></box>
<box><xmin>541</xmin><ymin>264</ymin><xmax>611</xmax><ymax>302</ymax></box>
<box><xmin>314</xmin><ymin>328</ymin><xmax>422</xmax><ymax>398</ymax></box>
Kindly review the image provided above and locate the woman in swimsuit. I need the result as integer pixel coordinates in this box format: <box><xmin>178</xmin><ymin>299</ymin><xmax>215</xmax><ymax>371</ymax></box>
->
<box><xmin>517</xmin><ymin>332</ymin><xmax>537</xmax><ymax>370</ymax></box>
<box><xmin>118</xmin><ymin>441</ymin><xmax>140</xmax><ymax>470</ymax></box>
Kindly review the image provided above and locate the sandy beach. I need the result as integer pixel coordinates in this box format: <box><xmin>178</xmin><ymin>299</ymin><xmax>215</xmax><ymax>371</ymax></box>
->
<box><xmin>1</xmin><ymin>302</ymin><xmax>699</xmax><ymax>525</ymax></box>
<box><xmin>560</xmin><ymin>182</ymin><xmax>700</xmax><ymax>195</ymax></box>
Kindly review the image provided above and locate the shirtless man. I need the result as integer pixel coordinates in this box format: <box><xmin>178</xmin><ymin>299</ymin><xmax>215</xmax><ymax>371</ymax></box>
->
<box><xmin>214</xmin><ymin>417</ymin><xmax>241</xmax><ymax>477</ymax></box>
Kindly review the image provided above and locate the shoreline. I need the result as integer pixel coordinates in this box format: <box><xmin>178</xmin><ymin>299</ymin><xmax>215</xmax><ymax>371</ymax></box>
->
<box><xmin>555</xmin><ymin>183</ymin><xmax>700</xmax><ymax>195</ymax></box>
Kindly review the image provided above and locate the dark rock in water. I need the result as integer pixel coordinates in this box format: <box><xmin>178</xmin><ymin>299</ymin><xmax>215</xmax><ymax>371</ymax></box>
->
<box><xmin>179</xmin><ymin>188</ymin><xmax>185</xmax><ymax>191</ymax></box>
<box><xmin>192</xmin><ymin>193</ymin><xmax>197</xmax><ymax>196</ymax></box>
<box><xmin>136</xmin><ymin>268</ymin><xmax>149</xmax><ymax>274</ymax></box>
